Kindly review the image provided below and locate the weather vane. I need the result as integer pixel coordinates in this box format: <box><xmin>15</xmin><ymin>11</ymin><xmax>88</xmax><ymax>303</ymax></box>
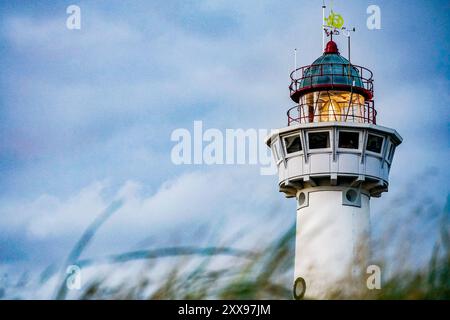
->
<box><xmin>321</xmin><ymin>1</ymin><xmax>355</xmax><ymax>61</ymax></box>
<box><xmin>324</xmin><ymin>9</ymin><xmax>344</xmax><ymax>29</ymax></box>
<box><xmin>322</xmin><ymin>1</ymin><xmax>345</xmax><ymax>49</ymax></box>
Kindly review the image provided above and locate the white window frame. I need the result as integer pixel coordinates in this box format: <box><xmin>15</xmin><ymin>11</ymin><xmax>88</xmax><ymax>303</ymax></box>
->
<box><xmin>365</xmin><ymin>132</ymin><xmax>385</xmax><ymax>157</ymax></box>
<box><xmin>306</xmin><ymin>130</ymin><xmax>333</xmax><ymax>153</ymax></box>
<box><xmin>386</xmin><ymin>140</ymin><xmax>396</xmax><ymax>164</ymax></box>
<box><xmin>282</xmin><ymin>133</ymin><xmax>303</xmax><ymax>158</ymax></box>
<box><xmin>271</xmin><ymin>138</ymin><xmax>283</xmax><ymax>164</ymax></box>
<box><xmin>337</xmin><ymin>129</ymin><xmax>361</xmax><ymax>153</ymax></box>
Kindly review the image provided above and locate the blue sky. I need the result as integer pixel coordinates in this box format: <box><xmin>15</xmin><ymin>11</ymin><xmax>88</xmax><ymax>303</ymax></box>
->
<box><xmin>0</xmin><ymin>0</ymin><xmax>449</xmax><ymax>295</ymax></box>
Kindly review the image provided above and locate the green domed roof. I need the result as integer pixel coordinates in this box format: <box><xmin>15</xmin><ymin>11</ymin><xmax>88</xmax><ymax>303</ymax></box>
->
<box><xmin>289</xmin><ymin>40</ymin><xmax>374</xmax><ymax>103</ymax></box>
<box><xmin>298</xmin><ymin>52</ymin><xmax>364</xmax><ymax>89</ymax></box>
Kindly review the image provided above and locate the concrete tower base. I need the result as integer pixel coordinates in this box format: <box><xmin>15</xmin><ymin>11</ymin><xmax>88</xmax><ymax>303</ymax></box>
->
<box><xmin>294</xmin><ymin>186</ymin><xmax>370</xmax><ymax>299</ymax></box>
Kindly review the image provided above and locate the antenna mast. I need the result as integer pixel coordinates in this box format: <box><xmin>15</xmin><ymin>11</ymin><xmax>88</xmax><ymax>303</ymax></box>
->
<box><xmin>294</xmin><ymin>48</ymin><xmax>297</xmax><ymax>79</ymax></box>
<box><xmin>343</xmin><ymin>27</ymin><xmax>356</xmax><ymax>63</ymax></box>
<box><xmin>322</xmin><ymin>1</ymin><xmax>326</xmax><ymax>51</ymax></box>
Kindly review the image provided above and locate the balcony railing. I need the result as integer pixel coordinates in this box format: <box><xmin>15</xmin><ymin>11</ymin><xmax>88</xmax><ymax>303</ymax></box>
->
<box><xmin>287</xmin><ymin>100</ymin><xmax>377</xmax><ymax>126</ymax></box>
<box><xmin>289</xmin><ymin>63</ymin><xmax>374</xmax><ymax>101</ymax></box>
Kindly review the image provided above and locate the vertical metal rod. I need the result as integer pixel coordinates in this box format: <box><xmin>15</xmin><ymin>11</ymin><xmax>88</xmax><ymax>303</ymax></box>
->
<box><xmin>294</xmin><ymin>48</ymin><xmax>297</xmax><ymax>81</ymax></box>
<box><xmin>348</xmin><ymin>34</ymin><xmax>351</xmax><ymax>63</ymax></box>
<box><xmin>322</xmin><ymin>3</ymin><xmax>326</xmax><ymax>51</ymax></box>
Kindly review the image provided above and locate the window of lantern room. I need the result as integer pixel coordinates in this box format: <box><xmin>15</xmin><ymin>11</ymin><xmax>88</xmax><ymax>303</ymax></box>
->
<box><xmin>272</xmin><ymin>139</ymin><xmax>282</xmax><ymax>162</ymax></box>
<box><xmin>284</xmin><ymin>134</ymin><xmax>302</xmax><ymax>155</ymax></box>
<box><xmin>299</xmin><ymin>91</ymin><xmax>366</xmax><ymax>123</ymax></box>
<box><xmin>308</xmin><ymin>131</ymin><xmax>330</xmax><ymax>149</ymax></box>
<box><xmin>387</xmin><ymin>142</ymin><xmax>395</xmax><ymax>161</ymax></box>
<box><xmin>339</xmin><ymin>131</ymin><xmax>359</xmax><ymax>149</ymax></box>
<box><xmin>366</xmin><ymin>134</ymin><xmax>384</xmax><ymax>153</ymax></box>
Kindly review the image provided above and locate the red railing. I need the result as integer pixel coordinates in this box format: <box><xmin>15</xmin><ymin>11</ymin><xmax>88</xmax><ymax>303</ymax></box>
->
<box><xmin>287</xmin><ymin>100</ymin><xmax>377</xmax><ymax>126</ymax></box>
<box><xmin>289</xmin><ymin>63</ymin><xmax>374</xmax><ymax>100</ymax></box>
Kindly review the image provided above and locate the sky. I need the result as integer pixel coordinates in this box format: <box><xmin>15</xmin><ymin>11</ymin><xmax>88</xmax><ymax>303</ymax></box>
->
<box><xmin>0</xmin><ymin>0</ymin><xmax>449</xmax><ymax>297</ymax></box>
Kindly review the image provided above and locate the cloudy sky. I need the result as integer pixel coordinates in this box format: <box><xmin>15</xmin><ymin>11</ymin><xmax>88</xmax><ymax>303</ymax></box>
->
<box><xmin>0</xmin><ymin>0</ymin><xmax>449</xmax><ymax>294</ymax></box>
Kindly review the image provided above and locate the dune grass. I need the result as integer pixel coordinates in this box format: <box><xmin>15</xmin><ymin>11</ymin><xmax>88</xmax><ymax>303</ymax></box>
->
<box><xmin>1</xmin><ymin>194</ymin><xmax>448</xmax><ymax>300</ymax></box>
<box><xmin>54</xmin><ymin>205</ymin><xmax>449</xmax><ymax>300</ymax></box>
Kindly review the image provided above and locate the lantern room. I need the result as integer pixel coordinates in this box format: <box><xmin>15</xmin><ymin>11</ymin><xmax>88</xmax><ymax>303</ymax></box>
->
<box><xmin>288</xmin><ymin>40</ymin><xmax>376</xmax><ymax>126</ymax></box>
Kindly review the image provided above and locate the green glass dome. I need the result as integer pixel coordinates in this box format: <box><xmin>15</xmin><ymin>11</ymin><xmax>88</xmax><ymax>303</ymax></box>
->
<box><xmin>298</xmin><ymin>53</ymin><xmax>363</xmax><ymax>89</ymax></box>
<box><xmin>290</xmin><ymin>40</ymin><xmax>374</xmax><ymax>103</ymax></box>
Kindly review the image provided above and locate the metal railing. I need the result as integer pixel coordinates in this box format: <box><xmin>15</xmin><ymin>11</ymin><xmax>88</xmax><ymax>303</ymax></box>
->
<box><xmin>289</xmin><ymin>63</ymin><xmax>374</xmax><ymax>98</ymax></box>
<box><xmin>287</xmin><ymin>100</ymin><xmax>377</xmax><ymax>126</ymax></box>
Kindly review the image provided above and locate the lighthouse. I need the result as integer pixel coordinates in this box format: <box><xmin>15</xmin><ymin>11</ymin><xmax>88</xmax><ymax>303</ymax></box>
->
<box><xmin>266</xmin><ymin>36</ymin><xmax>402</xmax><ymax>298</ymax></box>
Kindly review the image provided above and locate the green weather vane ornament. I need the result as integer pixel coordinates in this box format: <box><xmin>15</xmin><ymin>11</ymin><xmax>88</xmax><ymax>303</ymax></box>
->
<box><xmin>324</xmin><ymin>10</ymin><xmax>344</xmax><ymax>29</ymax></box>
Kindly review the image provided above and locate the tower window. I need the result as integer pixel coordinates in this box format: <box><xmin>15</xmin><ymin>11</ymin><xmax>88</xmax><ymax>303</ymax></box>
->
<box><xmin>387</xmin><ymin>143</ymin><xmax>395</xmax><ymax>161</ymax></box>
<box><xmin>366</xmin><ymin>134</ymin><xmax>383</xmax><ymax>153</ymax></box>
<box><xmin>308</xmin><ymin>131</ymin><xmax>330</xmax><ymax>149</ymax></box>
<box><xmin>338</xmin><ymin>131</ymin><xmax>359</xmax><ymax>149</ymax></box>
<box><xmin>272</xmin><ymin>140</ymin><xmax>282</xmax><ymax>161</ymax></box>
<box><xmin>284</xmin><ymin>134</ymin><xmax>302</xmax><ymax>154</ymax></box>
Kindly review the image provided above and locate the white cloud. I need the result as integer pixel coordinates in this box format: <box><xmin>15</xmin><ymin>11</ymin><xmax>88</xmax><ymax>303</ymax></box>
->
<box><xmin>0</xmin><ymin>168</ymin><xmax>285</xmax><ymax>252</ymax></box>
<box><xmin>0</xmin><ymin>181</ymin><xmax>107</xmax><ymax>239</ymax></box>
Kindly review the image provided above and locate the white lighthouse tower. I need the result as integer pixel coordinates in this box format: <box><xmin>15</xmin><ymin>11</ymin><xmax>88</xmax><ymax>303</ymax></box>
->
<box><xmin>266</xmin><ymin>35</ymin><xmax>402</xmax><ymax>298</ymax></box>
